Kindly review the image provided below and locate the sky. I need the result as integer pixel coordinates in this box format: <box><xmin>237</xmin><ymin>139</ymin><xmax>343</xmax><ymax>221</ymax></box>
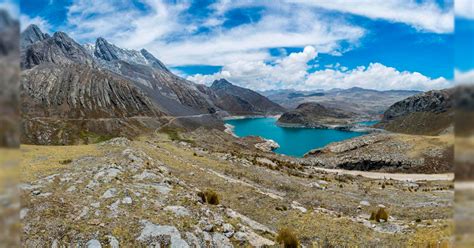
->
<box><xmin>15</xmin><ymin>0</ymin><xmax>462</xmax><ymax>90</ymax></box>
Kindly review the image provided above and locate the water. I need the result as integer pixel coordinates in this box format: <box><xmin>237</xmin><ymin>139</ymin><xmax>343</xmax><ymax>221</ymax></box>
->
<box><xmin>225</xmin><ymin>117</ymin><xmax>367</xmax><ymax>157</ymax></box>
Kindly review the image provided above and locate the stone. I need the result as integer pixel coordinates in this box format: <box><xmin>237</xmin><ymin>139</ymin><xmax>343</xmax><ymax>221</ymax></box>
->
<box><xmin>137</xmin><ymin>220</ymin><xmax>189</xmax><ymax>248</ymax></box>
<box><xmin>86</xmin><ymin>239</ymin><xmax>102</xmax><ymax>248</ymax></box>
<box><xmin>106</xmin><ymin>235</ymin><xmax>120</xmax><ymax>248</ymax></box>
<box><xmin>66</xmin><ymin>186</ymin><xmax>76</xmax><ymax>192</ymax></box>
<box><xmin>360</xmin><ymin>200</ymin><xmax>371</xmax><ymax>206</ymax></box>
<box><xmin>164</xmin><ymin>206</ymin><xmax>190</xmax><ymax>217</ymax></box>
<box><xmin>212</xmin><ymin>233</ymin><xmax>232</xmax><ymax>248</ymax></box>
<box><xmin>101</xmin><ymin>188</ymin><xmax>117</xmax><ymax>199</ymax></box>
<box><xmin>20</xmin><ymin>208</ymin><xmax>29</xmax><ymax>220</ymax></box>
<box><xmin>222</xmin><ymin>223</ymin><xmax>234</xmax><ymax>238</ymax></box>
<box><xmin>122</xmin><ymin>197</ymin><xmax>133</xmax><ymax>204</ymax></box>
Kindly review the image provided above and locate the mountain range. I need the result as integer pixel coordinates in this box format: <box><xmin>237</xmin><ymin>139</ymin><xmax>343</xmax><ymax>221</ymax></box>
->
<box><xmin>20</xmin><ymin>25</ymin><xmax>284</xmax><ymax>144</ymax></box>
<box><xmin>262</xmin><ymin>87</ymin><xmax>422</xmax><ymax>116</ymax></box>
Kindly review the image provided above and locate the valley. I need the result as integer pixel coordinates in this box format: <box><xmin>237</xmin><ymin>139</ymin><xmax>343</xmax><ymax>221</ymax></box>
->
<box><xmin>17</xmin><ymin>21</ymin><xmax>457</xmax><ymax>247</ymax></box>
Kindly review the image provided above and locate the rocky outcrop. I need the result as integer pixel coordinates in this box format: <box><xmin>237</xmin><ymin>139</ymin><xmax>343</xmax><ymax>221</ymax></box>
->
<box><xmin>304</xmin><ymin>133</ymin><xmax>453</xmax><ymax>173</ymax></box>
<box><xmin>376</xmin><ymin>89</ymin><xmax>454</xmax><ymax>135</ymax></box>
<box><xmin>278</xmin><ymin>102</ymin><xmax>355</xmax><ymax>127</ymax></box>
<box><xmin>210</xmin><ymin>78</ymin><xmax>286</xmax><ymax>115</ymax></box>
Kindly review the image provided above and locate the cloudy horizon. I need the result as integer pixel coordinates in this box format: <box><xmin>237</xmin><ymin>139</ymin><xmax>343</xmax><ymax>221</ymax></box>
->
<box><xmin>19</xmin><ymin>0</ymin><xmax>455</xmax><ymax>91</ymax></box>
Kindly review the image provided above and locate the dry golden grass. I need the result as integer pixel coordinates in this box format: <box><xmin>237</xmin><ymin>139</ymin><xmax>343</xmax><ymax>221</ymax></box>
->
<box><xmin>20</xmin><ymin>144</ymin><xmax>104</xmax><ymax>182</ymax></box>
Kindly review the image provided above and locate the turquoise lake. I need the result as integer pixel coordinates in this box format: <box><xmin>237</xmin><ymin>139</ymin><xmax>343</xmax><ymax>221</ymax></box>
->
<box><xmin>225</xmin><ymin>117</ymin><xmax>367</xmax><ymax>157</ymax></box>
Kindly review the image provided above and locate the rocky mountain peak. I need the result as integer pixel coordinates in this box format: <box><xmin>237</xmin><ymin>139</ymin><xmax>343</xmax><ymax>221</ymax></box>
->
<box><xmin>20</xmin><ymin>24</ymin><xmax>49</xmax><ymax>48</ymax></box>
<box><xmin>211</xmin><ymin>78</ymin><xmax>233</xmax><ymax>89</ymax></box>
<box><xmin>94</xmin><ymin>37</ymin><xmax>120</xmax><ymax>61</ymax></box>
<box><xmin>140</xmin><ymin>48</ymin><xmax>169</xmax><ymax>71</ymax></box>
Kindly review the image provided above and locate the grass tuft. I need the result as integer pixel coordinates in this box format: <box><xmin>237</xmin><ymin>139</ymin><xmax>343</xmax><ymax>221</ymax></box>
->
<box><xmin>276</xmin><ymin>228</ymin><xmax>299</xmax><ymax>248</ymax></box>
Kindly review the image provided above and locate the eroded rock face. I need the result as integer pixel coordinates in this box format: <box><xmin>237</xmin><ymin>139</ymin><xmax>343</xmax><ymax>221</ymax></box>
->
<box><xmin>377</xmin><ymin>89</ymin><xmax>454</xmax><ymax>135</ymax></box>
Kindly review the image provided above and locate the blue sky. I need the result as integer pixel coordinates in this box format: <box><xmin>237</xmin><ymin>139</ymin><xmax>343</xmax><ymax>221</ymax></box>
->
<box><xmin>18</xmin><ymin>0</ymin><xmax>457</xmax><ymax>90</ymax></box>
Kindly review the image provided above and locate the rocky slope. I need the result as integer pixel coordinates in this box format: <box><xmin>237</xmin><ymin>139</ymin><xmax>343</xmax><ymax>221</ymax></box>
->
<box><xmin>376</xmin><ymin>89</ymin><xmax>454</xmax><ymax>135</ymax></box>
<box><xmin>19</xmin><ymin>25</ymin><xmax>227</xmax><ymax>144</ymax></box>
<box><xmin>277</xmin><ymin>102</ymin><xmax>356</xmax><ymax>127</ymax></box>
<box><xmin>304</xmin><ymin>133</ymin><xmax>453</xmax><ymax>173</ymax></box>
<box><xmin>210</xmin><ymin>79</ymin><xmax>286</xmax><ymax>115</ymax></box>
<box><xmin>20</xmin><ymin>132</ymin><xmax>454</xmax><ymax>247</ymax></box>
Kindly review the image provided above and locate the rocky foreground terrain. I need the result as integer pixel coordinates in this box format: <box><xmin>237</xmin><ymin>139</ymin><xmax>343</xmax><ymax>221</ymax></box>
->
<box><xmin>20</xmin><ymin>129</ymin><xmax>454</xmax><ymax>247</ymax></box>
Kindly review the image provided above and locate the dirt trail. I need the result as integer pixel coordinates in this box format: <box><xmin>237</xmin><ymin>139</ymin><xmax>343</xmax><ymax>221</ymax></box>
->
<box><xmin>313</xmin><ymin>167</ymin><xmax>454</xmax><ymax>181</ymax></box>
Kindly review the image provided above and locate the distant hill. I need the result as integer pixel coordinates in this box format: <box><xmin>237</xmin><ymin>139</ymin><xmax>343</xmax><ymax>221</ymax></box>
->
<box><xmin>262</xmin><ymin>87</ymin><xmax>421</xmax><ymax>117</ymax></box>
<box><xmin>376</xmin><ymin>89</ymin><xmax>454</xmax><ymax>135</ymax></box>
<box><xmin>277</xmin><ymin>102</ymin><xmax>355</xmax><ymax>127</ymax></box>
<box><xmin>210</xmin><ymin>79</ymin><xmax>286</xmax><ymax>115</ymax></box>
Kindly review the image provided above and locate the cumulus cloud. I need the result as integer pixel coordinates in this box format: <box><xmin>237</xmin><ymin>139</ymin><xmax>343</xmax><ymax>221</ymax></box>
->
<box><xmin>455</xmin><ymin>69</ymin><xmax>474</xmax><ymax>85</ymax></box>
<box><xmin>188</xmin><ymin>47</ymin><xmax>450</xmax><ymax>91</ymax></box>
<box><xmin>456</xmin><ymin>0</ymin><xmax>474</xmax><ymax>19</ymax></box>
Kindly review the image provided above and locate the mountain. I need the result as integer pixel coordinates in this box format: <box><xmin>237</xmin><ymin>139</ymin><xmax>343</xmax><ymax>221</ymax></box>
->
<box><xmin>277</xmin><ymin>102</ymin><xmax>355</xmax><ymax>127</ymax></box>
<box><xmin>376</xmin><ymin>89</ymin><xmax>454</xmax><ymax>135</ymax></box>
<box><xmin>262</xmin><ymin>87</ymin><xmax>421</xmax><ymax>116</ymax></box>
<box><xmin>20</xmin><ymin>25</ymin><xmax>225</xmax><ymax>144</ymax></box>
<box><xmin>210</xmin><ymin>78</ymin><xmax>286</xmax><ymax>115</ymax></box>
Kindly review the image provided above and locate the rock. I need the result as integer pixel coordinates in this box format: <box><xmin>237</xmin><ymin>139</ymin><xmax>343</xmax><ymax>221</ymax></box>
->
<box><xmin>20</xmin><ymin>208</ymin><xmax>29</xmax><ymax>220</ymax></box>
<box><xmin>255</xmin><ymin>139</ymin><xmax>280</xmax><ymax>152</ymax></box>
<box><xmin>203</xmin><ymin>224</ymin><xmax>214</xmax><ymax>232</ymax></box>
<box><xmin>95</xmin><ymin>168</ymin><xmax>122</xmax><ymax>183</ymax></box>
<box><xmin>360</xmin><ymin>200</ymin><xmax>371</xmax><ymax>206</ymax></box>
<box><xmin>106</xmin><ymin>235</ymin><xmax>120</xmax><ymax>248</ymax></box>
<box><xmin>184</xmin><ymin>232</ymin><xmax>200</xmax><ymax>247</ymax></box>
<box><xmin>308</xmin><ymin>182</ymin><xmax>323</xmax><ymax>189</ymax></box>
<box><xmin>212</xmin><ymin>233</ymin><xmax>232</xmax><ymax>248</ymax></box>
<box><xmin>234</xmin><ymin>227</ymin><xmax>275</xmax><ymax>247</ymax></box>
<box><xmin>100</xmin><ymin>137</ymin><xmax>130</xmax><ymax>147</ymax></box>
<box><xmin>226</xmin><ymin>209</ymin><xmax>274</xmax><ymax>234</ymax></box>
<box><xmin>86</xmin><ymin>239</ymin><xmax>102</xmax><ymax>248</ymax></box>
<box><xmin>222</xmin><ymin>223</ymin><xmax>235</xmax><ymax>238</ymax></box>
<box><xmin>51</xmin><ymin>239</ymin><xmax>59</xmax><ymax>248</ymax></box>
<box><xmin>133</xmin><ymin>171</ymin><xmax>160</xmax><ymax>181</ymax></box>
<box><xmin>101</xmin><ymin>188</ymin><xmax>117</xmax><ymax>199</ymax></box>
<box><xmin>32</xmin><ymin>190</ymin><xmax>41</xmax><ymax>196</ymax></box>
<box><xmin>164</xmin><ymin>206</ymin><xmax>190</xmax><ymax>217</ymax></box>
<box><xmin>108</xmin><ymin>200</ymin><xmax>120</xmax><ymax>217</ymax></box>
<box><xmin>137</xmin><ymin>220</ymin><xmax>189</xmax><ymax>248</ymax></box>
<box><xmin>122</xmin><ymin>197</ymin><xmax>133</xmax><ymax>204</ymax></box>
<box><xmin>91</xmin><ymin>202</ymin><xmax>100</xmax><ymax>208</ymax></box>
<box><xmin>66</xmin><ymin>186</ymin><xmax>76</xmax><ymax>192</ymax></box>
<box><xmin>291</xmin><ymin>201</ymin><xmax>307</xmax><ymax>213</ymax></box>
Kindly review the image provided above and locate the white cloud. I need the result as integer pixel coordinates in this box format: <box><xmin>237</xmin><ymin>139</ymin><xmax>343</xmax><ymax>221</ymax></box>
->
<box><xmin>455</xmin><ymin>69</ymin><xmax>474</xmax><ymax>85</ymax></box>
<box><xmin>285</xmin><ymin>0</ymin><xmax>453</xmax><ymax>33</ymax></box>
<box><xmin>456</xmin><ymin>0</ymin><xmax>474</xmax><ymax>19</ymax></box>
<box><xmin>62</xmin><ymin>0</ymin><xmax>364</xmax><ymax>67</ymax></box>
<box><xmin>188</xmin><ymin>47</ymin><xmax>450</xmax><ymax>91</ymax></box>
<box><xmin>20</xmin><ymin>14</ymin><xmax>52</xmax><ymax>33</ymax></box>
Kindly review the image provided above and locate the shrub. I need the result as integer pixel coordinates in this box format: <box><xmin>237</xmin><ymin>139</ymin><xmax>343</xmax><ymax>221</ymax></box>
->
<box><xmin>198</xmin><ymin>190</ymin><xmax>220</xmax><ymax>205</ymax></box>
<box><xmin>375</xmin><ymin>207</ymin><xmax>389</xmax><ymax>222</ymax></box>
<box><xmin>59</xmin><ymin>159</ymin><xmax>72</xmax><ymax>165</ymax></box>
<box><xmin>369</xmin><ymin>211</ymin><xmax>376</xmax><ymax>221</ymax></box>
<box><xmin>276</xmin><ymin>228</ymin><xmax>299</xmax><ymax>248</ymax></box>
